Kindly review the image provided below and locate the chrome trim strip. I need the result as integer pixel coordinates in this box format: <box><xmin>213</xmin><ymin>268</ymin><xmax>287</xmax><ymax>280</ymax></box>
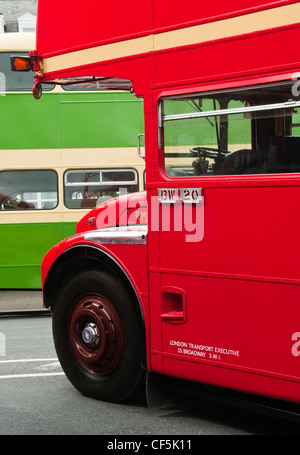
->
<box><xmin>84</xmin><ymin>227</ymin><xmax>147</xmax><ymax>244</ymax></box>
<box><xmin>163</xmin><ymin>100</ymin><xmax>300</xmax><ymax>122</ymax></box>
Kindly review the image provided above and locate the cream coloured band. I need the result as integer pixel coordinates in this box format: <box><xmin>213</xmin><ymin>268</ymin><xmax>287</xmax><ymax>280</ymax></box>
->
<box><xmin>41</xmin><ymin>3</ymin><xmax>300</xmax><ymax>74</ymax></box>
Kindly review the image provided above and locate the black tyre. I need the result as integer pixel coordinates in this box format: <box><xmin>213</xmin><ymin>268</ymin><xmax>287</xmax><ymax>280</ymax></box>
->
<box><xmin>52</xmin><ymin>269</ymin><xmax>145</xmax><ymax>402</ymax></box>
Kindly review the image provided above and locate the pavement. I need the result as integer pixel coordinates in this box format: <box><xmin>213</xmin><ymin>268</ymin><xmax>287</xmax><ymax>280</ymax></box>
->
<box><xmin>0</xmin><ymin>290</ymin><xmax>49</xmax><ymax>315</ymax></box>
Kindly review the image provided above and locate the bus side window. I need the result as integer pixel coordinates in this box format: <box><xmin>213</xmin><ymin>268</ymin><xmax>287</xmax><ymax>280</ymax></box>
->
<box><xmin>0</xmin><ymin>170</ymin><xmax>58</xmax><ymax>210</ymax></box>
<box><xmin>64</xmin><ymin>168</ymin><xmax>139</xmax><ymax>209</ymax></box>
<box><xmin>162</xmin><ymin>84</ymin><xmax>300</xmax><ymax>177</ymax></box>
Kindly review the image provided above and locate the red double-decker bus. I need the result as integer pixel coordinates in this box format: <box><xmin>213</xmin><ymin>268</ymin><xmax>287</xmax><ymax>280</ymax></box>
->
<box><xmin>15</xmin><ymin>0</ymin><xmax>300</xmax><ymax>415</ymax></box>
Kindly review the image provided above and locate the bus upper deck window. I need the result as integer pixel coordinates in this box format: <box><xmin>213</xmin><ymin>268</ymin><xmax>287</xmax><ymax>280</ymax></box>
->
<box><xmin>0</xmin><ymin>52</ymin><xmax>54</xmax><ymax>92</ymax></box>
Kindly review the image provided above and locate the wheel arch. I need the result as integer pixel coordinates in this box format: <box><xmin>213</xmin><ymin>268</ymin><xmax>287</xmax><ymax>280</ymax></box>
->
<box><xmin>43</xmin><ymin>244</ymin><xmax>147</xmax><ymax>367</ymax></box>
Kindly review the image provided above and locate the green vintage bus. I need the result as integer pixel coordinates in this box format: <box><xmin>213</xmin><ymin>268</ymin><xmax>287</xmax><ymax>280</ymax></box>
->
<box><xmin>0</xmin><ymin>33</ymin><xmax>145</xmax><ymax>289</ymax></box>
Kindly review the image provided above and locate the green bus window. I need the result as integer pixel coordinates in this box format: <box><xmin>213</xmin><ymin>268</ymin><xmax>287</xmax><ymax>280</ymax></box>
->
<box><xmin>0</xmin><ymin>52</ymin><xmax>54</xmax><ymax>91</ymax></box>
<box><xmin>0</xmin><ymin>169</ymin><xmax>58</xmax><ymax>210</ymax></box>
<box><xmin>64</xmin><ymin>168</ymin><xmax>139</xmax><ymax>209</ymax></box>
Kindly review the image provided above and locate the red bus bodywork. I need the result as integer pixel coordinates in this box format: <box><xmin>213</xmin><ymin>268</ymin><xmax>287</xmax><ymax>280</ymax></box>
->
<box><xmin>33</xmin><ymin>0</ymin><xmax>300</xmax><ymax>410</ymax></box>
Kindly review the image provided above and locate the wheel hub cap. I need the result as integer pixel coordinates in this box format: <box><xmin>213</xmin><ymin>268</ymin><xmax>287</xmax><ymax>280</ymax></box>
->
<box><xmin>69</xmin><ymin>294</ymin><xmax>124</xmax><ymax>375</ymax></box>
<box><xmin>82</xmin><ymin>323</ymin><xmax>100</xmax><ymax>346</ymax></box>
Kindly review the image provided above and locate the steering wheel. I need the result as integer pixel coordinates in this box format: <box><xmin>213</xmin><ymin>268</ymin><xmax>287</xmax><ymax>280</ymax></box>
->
<box><xmin>190</xmin><ymin>146</ymin><xmax>232</xmax><ymax>175</ymax></box>
<box><xmin>190</xmin><ymin>146</ymin><xmax>230</xmax><ymax>160</ymax></box>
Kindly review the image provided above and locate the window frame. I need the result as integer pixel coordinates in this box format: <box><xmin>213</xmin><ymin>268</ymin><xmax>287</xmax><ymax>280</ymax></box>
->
<box><xmin>0</xmin><ymin>169</ymin><xmax>59</xmax><ymax>211</ymax></box>
<box><xmin>63</xmin><ymin>168</ymin><xmax>139</xmax><ymax>209</ymax></box>
<box><xmin>159</xmin><ymin>81</ymin><xmax>300</xmax><ymax>179</ymax></box>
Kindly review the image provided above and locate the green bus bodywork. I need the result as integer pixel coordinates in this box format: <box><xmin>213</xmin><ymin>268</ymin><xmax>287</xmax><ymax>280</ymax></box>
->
<box><xmin>0</xmin><ymin>91</ymin><xmax>144</xmax><ymax>289</ymax></box>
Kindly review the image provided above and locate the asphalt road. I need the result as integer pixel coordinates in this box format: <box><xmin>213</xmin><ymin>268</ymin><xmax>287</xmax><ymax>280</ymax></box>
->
<box><xmin>0</xmin><ymin>311</ymin><xmax>300</xmax><ymax>438</ymax></box>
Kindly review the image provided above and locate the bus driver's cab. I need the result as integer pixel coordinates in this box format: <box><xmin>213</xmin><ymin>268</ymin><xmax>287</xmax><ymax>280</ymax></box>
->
<box><xmin>162</xmin><ymin>82</ymin><xmax>300</xmax><ymax>179</ymax></box>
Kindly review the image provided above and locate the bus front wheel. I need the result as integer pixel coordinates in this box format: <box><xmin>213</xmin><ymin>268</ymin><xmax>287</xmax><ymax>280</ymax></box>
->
<box><xmin>52</xmin><ymin>269</ymin><xmax>145</xmax><ymax>402</ymax></box>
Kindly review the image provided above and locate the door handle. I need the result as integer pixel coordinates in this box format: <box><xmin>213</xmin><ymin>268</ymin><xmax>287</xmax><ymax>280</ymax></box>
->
<box><xmin>137</xmin><ymin>133</ymin><xmax>145</xmax><ymax>158</ymax></box>
<box><xmin>161</xmin><ymin>287</ymin><xmax>187</xmax><ymax>324</ymax></box>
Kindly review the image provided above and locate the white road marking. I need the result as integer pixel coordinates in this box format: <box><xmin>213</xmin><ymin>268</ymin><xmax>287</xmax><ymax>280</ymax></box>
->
<box><xmin>0</xmin><ymin>372</ymin><xmax>65</xmax><ymax>379</ymax></box>
<box><xmin>0</xmin><ymin>358</ymin><xmax>58</xmax><ymax>363</ymax></box>
<box><xmin>0</xmin><ymin>358</ymin><xmax>65</xmax><ymax>379</ymax></box>
<box><xmin>37</xmin><ymin>361</ymin><xmax>61</xmax><ymax>371</ymax></box>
